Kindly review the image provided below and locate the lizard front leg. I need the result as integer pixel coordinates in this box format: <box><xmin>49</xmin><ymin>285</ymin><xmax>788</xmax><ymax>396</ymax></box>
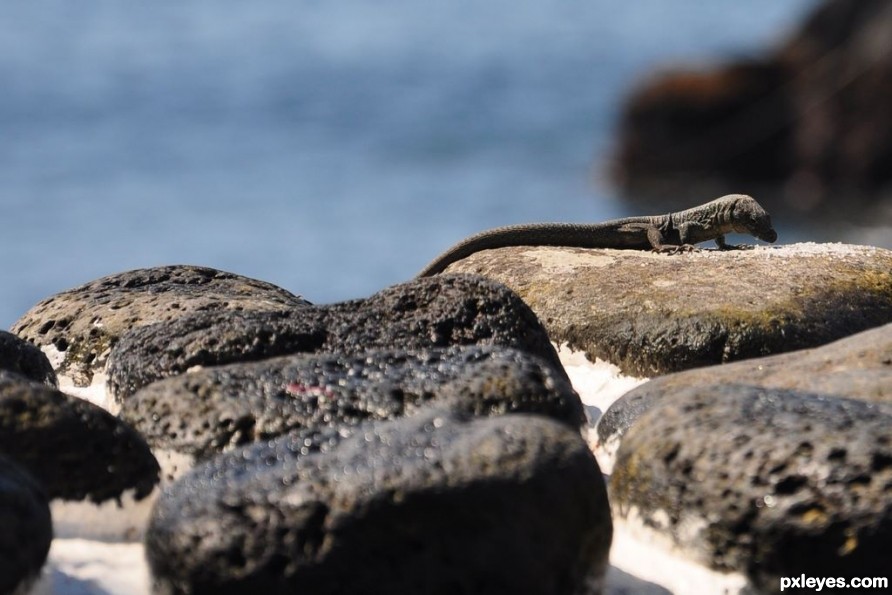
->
<box><xmin>649</xmin><ymin>226</ymin><xmax>696</xmax><ymax>253</ymax></box>
<box><xmin>715</xmin><ymin>235</ymin><xmax>754</xmax><ymax>250</ymax></box>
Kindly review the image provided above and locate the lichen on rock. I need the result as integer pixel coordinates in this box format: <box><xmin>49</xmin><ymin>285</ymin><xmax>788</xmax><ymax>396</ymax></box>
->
<box><xmin>441</xmin><ymin>243</ymin><xmax>892</xmax><ymax>376</ymax></box>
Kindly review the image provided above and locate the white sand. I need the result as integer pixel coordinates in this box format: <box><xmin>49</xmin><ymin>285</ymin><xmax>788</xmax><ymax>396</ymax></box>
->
<box><xmin>51</xmin><ymin>489</ymin><xmax>159</xmax><ymax>542</ymax></box>
<box><xmin>41</xmin><ymin>344</ymin><xmax>115</xmax><ymax>412</ymax></box>
<box><xmin>607</xmin><ymin>513</ymin><xmax>748</xmax><ymax>595</ymax></box>
<box><xmin>28</xmin><ymin>358</ymin><xmax>154</xmax><ymax>595</ymax></box>
<box><xmin>28</xmin><ymin>344</ymin><xmax>749</xmax><ymax>594</ymax></box>
<box><xmin>555</xmin><ymin>343</ymin><xmax>647</xmax><ymax>474</ymax></box>
<box><xmin>30</xmin><ymin>540</ymin><xmax>150</xmax><ymax>595</ymax></box>
<box><xmin>556</xmin><ymin>345</ymin><xmax>753</xmax><ymax>595</ymax></box>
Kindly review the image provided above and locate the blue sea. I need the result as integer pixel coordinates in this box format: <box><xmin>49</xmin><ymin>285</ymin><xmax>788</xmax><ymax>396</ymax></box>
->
<box><xmin>0</xmin><ymin>1</ymin><xmax>825</xmax><ymax>327</ymax></box>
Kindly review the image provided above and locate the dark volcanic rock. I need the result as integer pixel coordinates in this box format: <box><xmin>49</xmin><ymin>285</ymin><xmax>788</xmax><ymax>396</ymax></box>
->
<box><xmin>11</xmin><ymin>265</ymin><xmax>309</xmax><ymax>387</ymax></box>
<box><xmin>147</xmin><ymin>410</ymin><xmax>611</xmax><ymax>595</ymax></box>
<box><xmin>442</xmin><ymin>243</ymin><xmax>892</xmax><ymax>376</ymax></box>
<box><xmin>108</xmin><ymin>274</ymin><xmax>565</xmax><ymax>401</ymax></box>
<box><xmin>0</xmin><ymin>374</ymin><xmax>159</xmax><ymax>503</ymax></box>
<box><xmin>319</xmin><ymin>275</ymin><xmax>558</xmax><ymax>364</ymax></box>
<box><xmin>0</xmin><ymin>455</ymin><xmax>52</xmax><ymax>595</ymax></box>
<box><xmin>108</xmin><ymin>309</ymin><xmax>328</xmax><ymax>402</ymax></box>
<box><xmin>597</xmin><ymin>321</ymin><xmax>892</xmax><ymax>449</ymax></box>
<box><xmin>610</xmin><ymin>385</ymin><xmax>892</xmax><ymax>592</ymax></box>
<box><xmin>122</xmin><ymin>346</ymin><xmax>584</xmax><ymax>469</ymax></box>
<box><xmin>0</xmin><ymin>330</ymin><xmax>56</xmax><ymax>387</ymax></box>
<box><xmin>595</xmin><ymin>390</ymin><xmax>661</xmax><ymax>461</ymax></box>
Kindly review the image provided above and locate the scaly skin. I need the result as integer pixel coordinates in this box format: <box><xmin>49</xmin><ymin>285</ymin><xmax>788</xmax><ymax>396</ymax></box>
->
<box><xmin>417</xmin><ymin>194</ymin><xmax>777</xmax><ymax>277</ymax></box>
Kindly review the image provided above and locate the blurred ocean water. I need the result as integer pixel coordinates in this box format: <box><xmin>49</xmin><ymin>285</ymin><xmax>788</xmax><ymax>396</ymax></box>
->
<box><xmin>0</xmin><ymin>1</ymin><xmax>818</xmax><ymax>326</ymax></box>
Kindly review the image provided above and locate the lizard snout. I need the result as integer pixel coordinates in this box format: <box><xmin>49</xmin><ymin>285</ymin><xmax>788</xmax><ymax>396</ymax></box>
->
<box><xmin>760</xmin><ymin>228</ymin><xmax>778</xmax><ymax>243</ymax></box>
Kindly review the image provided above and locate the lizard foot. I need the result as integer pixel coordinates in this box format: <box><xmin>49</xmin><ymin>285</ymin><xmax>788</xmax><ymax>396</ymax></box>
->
<box><xmin>653</xmin><ymin>244</ymin><xmax>698</xmax><ymax>254</ymax></box>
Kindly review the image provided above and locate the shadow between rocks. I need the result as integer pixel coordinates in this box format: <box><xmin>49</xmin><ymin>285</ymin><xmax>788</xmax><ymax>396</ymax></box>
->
<box><xmin>604</xmin><ymin>566</ymin><xmax>672</xmax><ymax>595</ymax></box>
<box><xmin>30</xmin><ymin>568</ymin><xmax>113</xmax><ymax>595</ymax></box>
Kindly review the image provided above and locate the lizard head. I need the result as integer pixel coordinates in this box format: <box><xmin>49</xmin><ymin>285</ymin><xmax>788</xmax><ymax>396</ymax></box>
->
<box><xmin>730</xmin><ymin>195</ymin><xmax>777</xmax><ymax>243</ymax></box>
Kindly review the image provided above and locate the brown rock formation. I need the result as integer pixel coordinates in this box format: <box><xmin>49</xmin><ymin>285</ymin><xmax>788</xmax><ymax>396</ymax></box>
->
<box><xmin>614</xmin><ymin>0</ymin><xmax>892</xmax><ymax>212</ymax></box>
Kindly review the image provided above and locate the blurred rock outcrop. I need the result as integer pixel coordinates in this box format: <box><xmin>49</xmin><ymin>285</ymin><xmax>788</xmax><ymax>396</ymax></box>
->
<box><xmin>613</xmin><ymin>0</ymin><xmax>892</xmax><ymax>214</ymax></box>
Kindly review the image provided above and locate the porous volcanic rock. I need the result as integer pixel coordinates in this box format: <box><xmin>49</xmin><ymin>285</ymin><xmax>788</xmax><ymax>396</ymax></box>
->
<box><xmin>108</xmin><ymin>309</ymin><xmax>326</xmax><ymax>402</ymax></box>
<box><xmin>11</xmin><ymin>265</ymin><xmax>309</xmax><ymax>389</ymax></box>
<box><xmin>440</xmin><ymin>243</ymin><xmax>892</xmax><ymax>376</ymax></box>
<box><xmin>0</xmin><ymin>373</ymin><xmax>159</xmax><ymax>503</ymax></box>
<box><xmin>610</xmin><ymin>385</ymin><xmax>892</xmax><ymax>592</ymax></box>
<box><xmin>121</xmin><ymin>346</ymin><xmax>584</xmax><ymax>476</ymax></box>
<box><xmin>0</xmin><ymin>455</ymin><xmax>52</xmax><ymax>595</ymax></box>
<box><xmin>0</xmin><ymin>330</ymin><xmax>56</xmax><ymax>386</ymax></box>
<box><xmin>147</xmin><ymin>410</ymin><xmax>611</xmax><ymax>594</ymax></box>
<box><xmin>597</xmin><ymin>321</ymin><xmax>892</xmax><ymax>451</ymax></box>
<box><xmin>107</xmin><ymin>274</ymin><xmax>564</xmax><ymax>401</ymax></box>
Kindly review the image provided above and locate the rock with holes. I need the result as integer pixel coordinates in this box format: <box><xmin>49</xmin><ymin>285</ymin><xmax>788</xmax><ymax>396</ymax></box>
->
<box><xmin>147</xmin><ymin>409</ymin><xmax>611</xmax><ymax>594</ymax></box>
<box><xmin>596</xmin><ymin>321</ymin><xmax>892</xmax><ymax>464</ymax></box>
<box><xmin>610</xmin><ymin>384</ymin><xmax>892</xmax><ymax>592</ymax></box>
<box><xmin>120</xmin><ymin>345</ymin><xmax>584</xmax><ymax>480</ymax></box>
<box><xmin>0</xmin><ymin>330</ymin><xmax>56</xmax><ymax>387</ymax></box>
<box><xmin>0</xmin><ymin>373</ymin><xmax>160</xmax><ymax>540</ymax></box>
<box><xmin>10</xmin><ymin>265</ymin><xmax>310</xmax><ymax>403</ymax></box>
<box><xmin>107</xmin><ymin>274</ymin><xmax>565</xmax><ymax>402</ymax></box>
<box><xmin>0</xmin><ymin>455</ymin><xmax>52</xmax><ymax>595</ymax></box>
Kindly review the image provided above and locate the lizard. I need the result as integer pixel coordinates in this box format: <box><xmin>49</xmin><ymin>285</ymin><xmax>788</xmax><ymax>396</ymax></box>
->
<box><xmin>417</xmin><ymin>194</ymin><xmax>777</xmax><ymax>277</ymax></box>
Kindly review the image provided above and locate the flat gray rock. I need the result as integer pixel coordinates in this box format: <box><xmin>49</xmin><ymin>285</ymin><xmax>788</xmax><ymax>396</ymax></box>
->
<box><xmin>440</xmin><ymin>243</ymin><xmax>892</xmax><ymax>376</ymax></box>
<box><xmin>121</xmin><ymin>346</ymin><xmax>584</xmax><ymax>473</ymax></box>
<box><xmin>610</xmin><ymin>385</ymin><xmax>892</xmax><ymax>592</ymax></box>
<box><xmin>0</xmin><ymin>330</ymin><xmax>56</xmax><ymax>387</ymax></box>
<box><xmin>598</xmin><ymin>321</ymin><xmax>892</xmax><ymax>449</ymax></box>
<box><xmin>11</xmin><ymin>265</ymin><xmax>309</xmax><ymax>388</ymax></box>
<box><xmin>0</xmin><ymin>455</ymin><xmax>52</xmax><ymax>595</ymax></box>
<box><xmin>147</xmin><ymin>410</ymin><xmax>611</xmax><ymax>594</ymax></box>
<box><xmin>107</xmin><ymin>274</ymin><xmax>564</xmax><ymax>402</ymax></box>
<box><xmin>0</xmin><ymin>373</ymin><xmax>159</xmax><ymax>504</ymax></box>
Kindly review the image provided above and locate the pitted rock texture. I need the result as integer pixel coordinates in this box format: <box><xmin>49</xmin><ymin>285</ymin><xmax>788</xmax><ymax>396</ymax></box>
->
<box><xmin>0</xmin><ymin>455</ymin><xmax>52</xmax><ymax>595</ymax></box>
<box><xmin>108</xmin><ymin>309</ymin><xmax>327</xmax><ymax>401</ymax></box>
<box><xmin>147</xmin><ymin>410</ymin><xmax>611</xmax><ymax>595</ymax></box>
<box><xmin>441</xmin><ymin>243</ymin><xmax>892</xmax><ymax>376</ymax></box>
<box><xmin>595</xmin><ymin>390</ymin><xmax>660</xmax><ymax>459</ymax></box>
<box><xmin>108</xmin><ymin>274</ymin><xmax>565</xmax><ymax>400</ymax></box>
<box><xmin>122</xmin><ymin>346</ymin><xmax>584</xmax><ymax>464</ymax></box>
<box><xmin>598</xmin><ymin>321</ymin><xmax>892</xmax><ymax>448</ymax></box>
<box><xmin>11</xmin><ymin>265</ymin><xmax>310</xmax><ymax>387</ymax></box>
<box><xmin>0</xmin><ymin>373</ymin><xmax>159</xmax><ymax>502</ymax></box>
<box><xmin>0</xmin><ymin>330</ymin><xmax>56</xmax><ymax>387</ymax></box>
<box><xmin>610</xmin><ymin>385</ymin><xmax>892</xmax><ymax>592</ymax></box>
